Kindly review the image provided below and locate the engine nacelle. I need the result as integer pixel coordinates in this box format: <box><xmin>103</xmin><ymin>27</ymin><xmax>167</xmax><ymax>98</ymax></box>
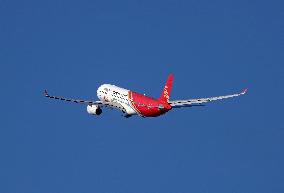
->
<box><xmin>87</xmin><ymin>105</ymin><xmax>102</xmax><ymax>115</ymax></box>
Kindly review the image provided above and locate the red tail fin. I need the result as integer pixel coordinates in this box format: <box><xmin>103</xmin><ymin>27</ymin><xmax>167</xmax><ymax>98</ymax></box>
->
<box><xmin>159</xmin><ymin>74</ymin><xmax>174</xmax><ymax>103</ymax></box>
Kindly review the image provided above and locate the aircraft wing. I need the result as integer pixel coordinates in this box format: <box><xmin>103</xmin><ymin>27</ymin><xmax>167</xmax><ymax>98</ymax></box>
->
<box><xmin>44</xmin><ymin>90</ymin><xmax>103</xmax><ymax>106</ymax></box>
<box><xmin>169</xmin><ymin>88</ymin><xmax>248</xmax><ymax>108</ymax></box>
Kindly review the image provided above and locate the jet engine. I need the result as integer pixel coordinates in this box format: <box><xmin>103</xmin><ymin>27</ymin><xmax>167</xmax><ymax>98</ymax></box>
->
<box><xmin>87</xmin><ymin>105</ymin><xmax>102</xmax><ymax>115</ymax></box>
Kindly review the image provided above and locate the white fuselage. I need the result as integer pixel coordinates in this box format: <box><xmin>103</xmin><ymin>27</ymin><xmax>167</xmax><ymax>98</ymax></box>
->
<box><xmin>97</xmin><ymin>84</ymin><xmax>137</xmax><ymax>115</ymax></box>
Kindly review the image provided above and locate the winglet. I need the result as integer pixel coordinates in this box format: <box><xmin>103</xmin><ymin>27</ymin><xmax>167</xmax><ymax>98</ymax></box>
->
<box><xmin>44</xmin><ymin>89</ymin><xmax>49</xmax><ymax>97</ymax></box>
<box><xmin>241</xmin><ymin>88</ymin><xmax>248</xmax><ymax>95</ymax></box>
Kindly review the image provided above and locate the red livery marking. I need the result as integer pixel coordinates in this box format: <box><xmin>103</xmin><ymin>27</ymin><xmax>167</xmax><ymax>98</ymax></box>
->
<box><xmin>160</xmin><ymin>73</ymin><xmax>173</xmax><ymax>102</ymax></box>
<box><xmin>129</xmin><ymin>91</ymin><xmax>171</xmax><ymax>117</ymax></box>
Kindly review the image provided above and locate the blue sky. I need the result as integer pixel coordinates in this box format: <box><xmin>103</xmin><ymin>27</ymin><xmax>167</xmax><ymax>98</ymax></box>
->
<box><xmin>0</xmin><ymin>0</ymin><xmax>283</xmax><ymax>192</ymax></box>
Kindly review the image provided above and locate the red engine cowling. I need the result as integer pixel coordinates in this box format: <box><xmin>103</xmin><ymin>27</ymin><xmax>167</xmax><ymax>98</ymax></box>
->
<box><xmin>87</xmin><ymin>105</ymin><xmax>102</xmax><ymax>115</ymax></box>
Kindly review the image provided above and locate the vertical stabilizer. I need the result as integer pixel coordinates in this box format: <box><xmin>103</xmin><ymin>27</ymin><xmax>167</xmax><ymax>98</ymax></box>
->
<box><xmin>159</xmin><ymin>74</ymin><xmax>174</xmax><ymax>103</ymax></box>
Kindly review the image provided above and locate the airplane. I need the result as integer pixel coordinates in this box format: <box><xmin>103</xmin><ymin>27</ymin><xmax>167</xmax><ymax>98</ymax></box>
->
<box><xmin>44</xmin><ymin>74</ymin><xmax>247</xmax><ymax>118</ymax></box>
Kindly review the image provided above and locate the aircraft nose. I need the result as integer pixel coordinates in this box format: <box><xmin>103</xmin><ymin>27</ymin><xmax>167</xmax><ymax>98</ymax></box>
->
<box><xmin>97</xmin><ymin>85</ymin><xmax>104</xmax><ymax>100</ymax></box>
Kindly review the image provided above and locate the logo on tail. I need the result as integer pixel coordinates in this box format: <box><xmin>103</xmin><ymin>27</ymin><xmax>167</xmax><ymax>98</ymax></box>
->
<box><xmin>160</xmin><ymin>74</ymin><xmax>174</xmax><ymax>103</ymax></box>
